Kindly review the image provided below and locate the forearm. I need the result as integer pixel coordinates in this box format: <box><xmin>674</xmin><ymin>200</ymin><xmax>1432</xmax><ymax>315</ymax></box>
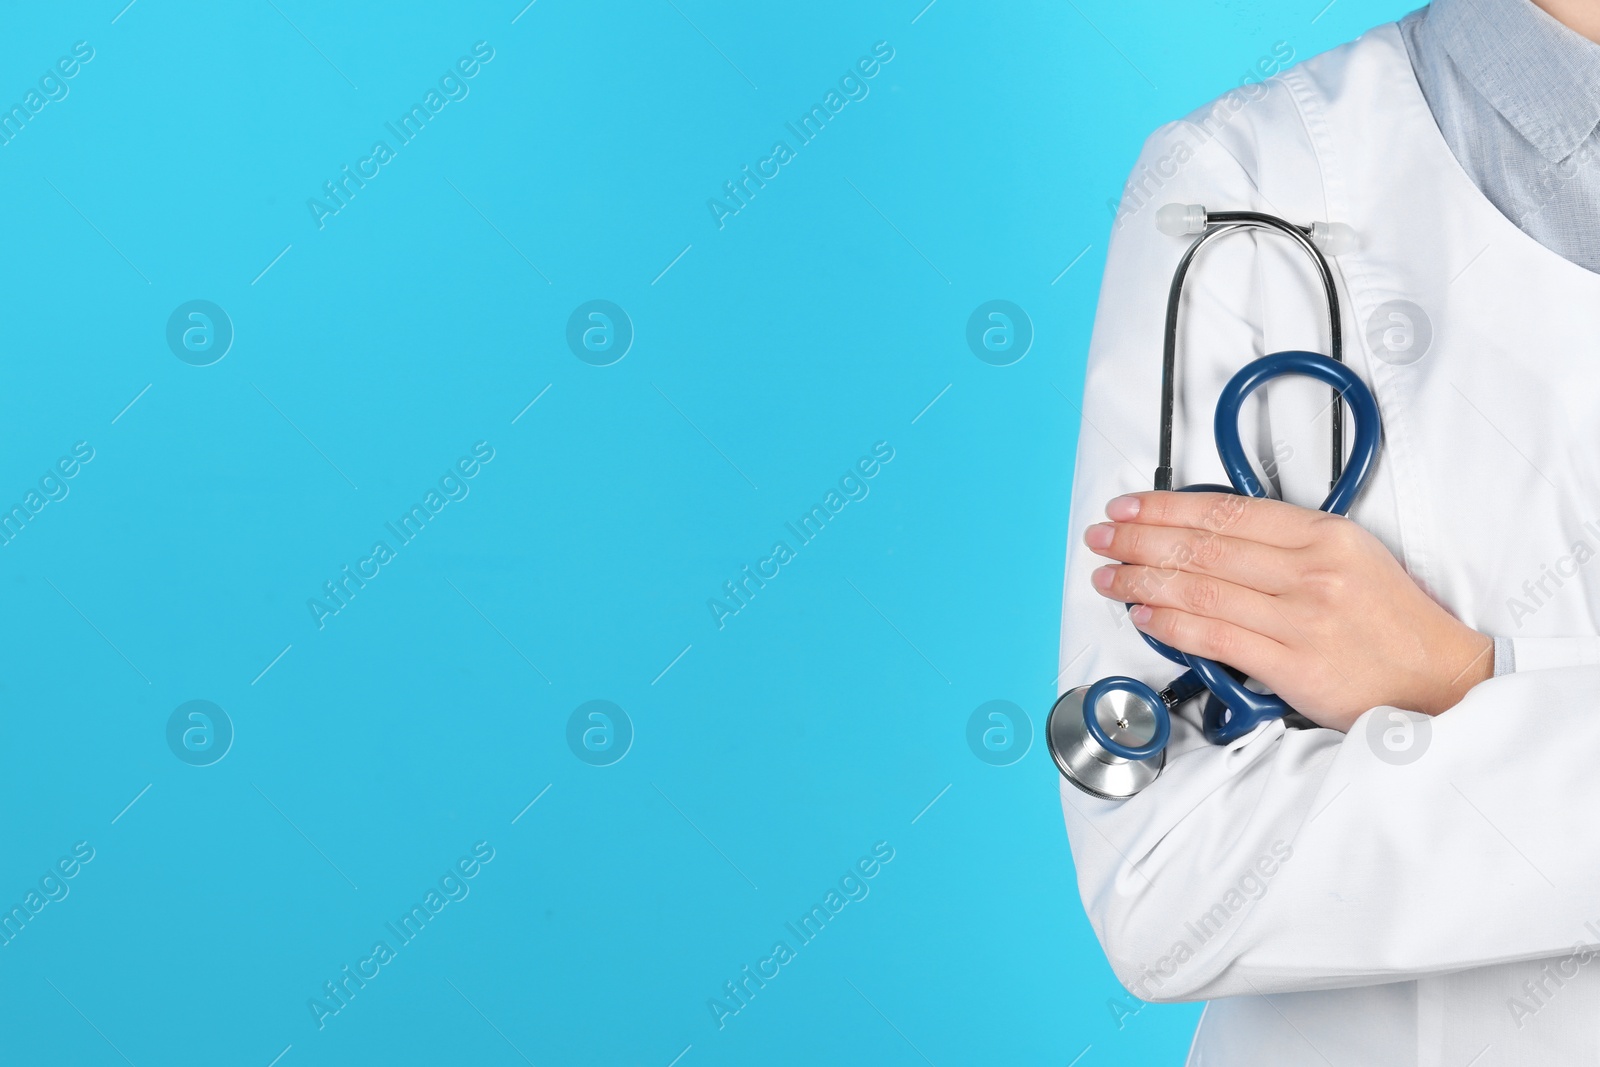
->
<box><xmin>1067</xmin><ymin>665</ymin><xmax>1600</xmax><ymax>1001</ymax></box>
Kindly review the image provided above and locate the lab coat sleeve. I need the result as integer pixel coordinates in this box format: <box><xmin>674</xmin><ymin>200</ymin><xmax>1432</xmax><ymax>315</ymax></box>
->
<box><xmin>1060</xmin><ymin>123</ymin><xmax>1600</xmax><ymax>1003</ymax></box>
<box><xmin>1509</xmin><ymin>636</ymin><xmax>1600</xmax><ymax>672</ymax></box>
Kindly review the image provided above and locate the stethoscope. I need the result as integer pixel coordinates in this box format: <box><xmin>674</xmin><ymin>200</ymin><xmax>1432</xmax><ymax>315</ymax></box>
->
<box><xmin>1046</xmin><ymin>204</ymin><xmax>1382</xmax><ymax>799</ymax></box>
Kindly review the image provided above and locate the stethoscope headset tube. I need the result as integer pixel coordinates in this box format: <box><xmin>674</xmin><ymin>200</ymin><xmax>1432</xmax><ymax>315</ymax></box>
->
<box><xmin>1158</xmin><ymin>211</ymin><xmax>1347</xmax><ymax>491</ymax></box>
<box><xmin>1048</xmin><ymin>206</ymin><xmax>1380</xmax><ymax>798</ymax></box>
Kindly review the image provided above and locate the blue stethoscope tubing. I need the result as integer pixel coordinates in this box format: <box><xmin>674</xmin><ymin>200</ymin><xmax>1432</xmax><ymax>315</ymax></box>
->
<box><xmin>1085</xmin><ymin>348</ymin><xmax>1382</xmax><ymax>759</ymax></box>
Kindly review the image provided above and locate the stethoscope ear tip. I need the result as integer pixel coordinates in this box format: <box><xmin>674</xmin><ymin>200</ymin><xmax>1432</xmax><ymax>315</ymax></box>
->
<box><xmin>1311</xmin><ymin>220</ymin><xmax>1358</xmax><ymax>257</ymax></box>
<box><xmin>1156</xmin><ymin>203</ymin><xmax>1208</xmax><ymax>237</ymax></box>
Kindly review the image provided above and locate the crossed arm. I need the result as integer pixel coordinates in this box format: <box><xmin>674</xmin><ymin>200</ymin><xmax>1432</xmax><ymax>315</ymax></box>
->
<box><xmin>1052</xmin><ymin>112</ymin><xmax>1600</xmax><ymax>1002</ymax></box>
<box><xmin>1081</xmin><ymin>490</ymin><xmax>1494</xmax><ymax>728</ymax></box>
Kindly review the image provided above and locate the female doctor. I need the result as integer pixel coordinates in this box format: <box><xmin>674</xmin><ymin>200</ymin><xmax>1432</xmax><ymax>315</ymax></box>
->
<box><xmin>1060</xmin><ymin>0</ymin><xmax>1600</xmax><ymax>1062</ymax></box>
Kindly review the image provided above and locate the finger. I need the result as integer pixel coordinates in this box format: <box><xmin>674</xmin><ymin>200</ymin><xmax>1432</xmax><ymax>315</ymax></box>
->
<box><xmin>1105</xmin><ymin>491</ymin><xmax>1332</xmax><ymax>548</ymax></box>
<box><xmin>1092</xmin><ymin>564</ymin><xmax>1291</xmax><ymax>639</ymax></box>
<box><xmin>1129</xmin><ymin>603</ymin><xmax>1286</xmax><ymax>679</ymax></box>
<box><xmin>1083</xmin><ymin>521</ymin><xmax>1300</xmax><ymax>593</ymax></box>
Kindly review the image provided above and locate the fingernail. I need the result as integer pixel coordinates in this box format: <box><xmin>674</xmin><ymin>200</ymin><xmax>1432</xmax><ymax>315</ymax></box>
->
<box><xmin>1107</xmin><ymin>495</ymin><xmax>1141</xmax><ymax>520</ymax></box>
<box><xmin>1091</xmin><ymin>566</ymin><xmax>1116</xmax><ymax>590</ymax></box>
<box><xmin>1129</xmin><ymin>604</ymin><xmax>1153</xmax><ymax>625</ymax></box>
<box><xmin>1084</xmin><ymin>523</ymin><xmax>1114</xmax><ymax>550</ymax></box>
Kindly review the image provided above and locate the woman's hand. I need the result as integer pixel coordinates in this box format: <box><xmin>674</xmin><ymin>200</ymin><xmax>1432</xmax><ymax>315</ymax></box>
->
<box><xmin>1084</xmin><ymin>491</ymin><xmax>1493</xmax><ymax>732</ymax></box>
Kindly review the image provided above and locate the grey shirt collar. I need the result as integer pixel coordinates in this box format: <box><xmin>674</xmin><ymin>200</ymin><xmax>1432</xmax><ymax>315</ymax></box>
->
<box><xmin>1428</xmin><ymin>0</ymin><xmax>1600</xmax><ymax>162</ymax></box>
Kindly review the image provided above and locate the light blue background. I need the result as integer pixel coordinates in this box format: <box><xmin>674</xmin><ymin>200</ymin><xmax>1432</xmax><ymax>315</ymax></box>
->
<box><xmin>0</xmin><ymin>1</ymin><xmax>1408</xmax><ymax>1063</ymax></box>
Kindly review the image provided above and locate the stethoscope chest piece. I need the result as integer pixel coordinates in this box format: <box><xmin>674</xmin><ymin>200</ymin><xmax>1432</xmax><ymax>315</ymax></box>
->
<box><xmin>1046</xmin><ymin>684</ymin><xmax>1166</xmax><ymax>799</ymax></box>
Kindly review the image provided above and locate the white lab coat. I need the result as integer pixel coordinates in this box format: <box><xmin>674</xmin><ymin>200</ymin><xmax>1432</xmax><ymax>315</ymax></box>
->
<box><xmin>1060</xmin><ymin>21</ymin><xmax>1600</xmax><ymax>1066</ymax></box>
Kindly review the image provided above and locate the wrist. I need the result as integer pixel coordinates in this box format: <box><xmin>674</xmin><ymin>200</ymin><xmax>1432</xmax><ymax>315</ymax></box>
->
<box><xmin>1413</xmin><ymin>628</ymin><xmax>1494</xmax><ymax>716</ymax></box>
